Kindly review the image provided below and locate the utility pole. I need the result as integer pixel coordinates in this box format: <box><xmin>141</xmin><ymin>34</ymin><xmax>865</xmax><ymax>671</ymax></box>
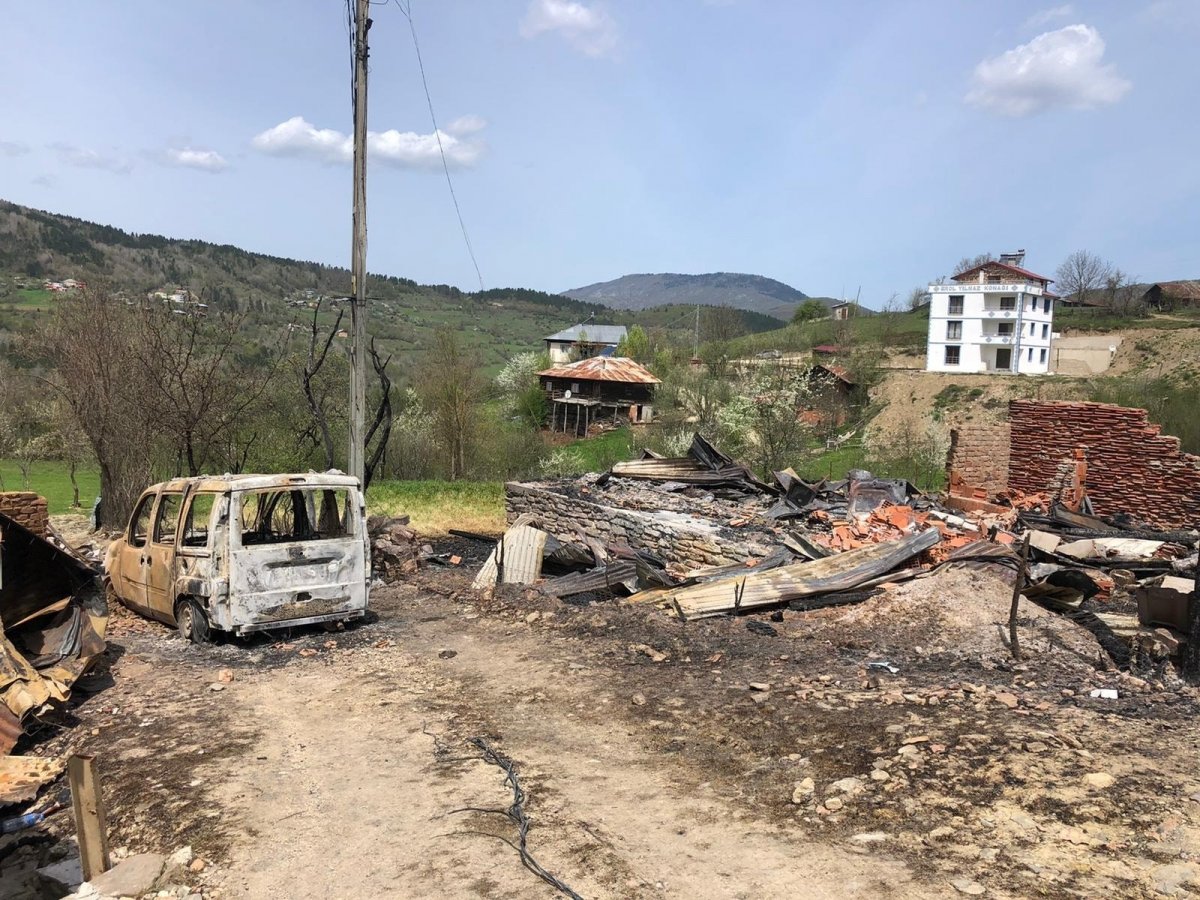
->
<box><xmin>348</xmin><ymin>0</ymin><xmax>371</xmax><ymax>488</ymax></box>
<box><xmin>693</xmin><ymin>305</ymin><xmax>700</xmax><ymax>358</ymax></box>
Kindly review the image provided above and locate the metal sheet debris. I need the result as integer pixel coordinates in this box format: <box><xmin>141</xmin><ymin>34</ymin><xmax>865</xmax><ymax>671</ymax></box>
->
<box><xmin>641</xmin><ymin>529</ymin><xmax>941</xmax><ymax>620</ymax></box>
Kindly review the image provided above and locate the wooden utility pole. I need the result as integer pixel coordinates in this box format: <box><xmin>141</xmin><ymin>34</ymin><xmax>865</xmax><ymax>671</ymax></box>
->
<box><xmin>1183</xmin><ymin>568</ymin><xmax>1200</xmax><ymax>684</ymax></box>
<box><xmin>348</xmin><ymin>0</ymin><xmax>371</xmax><ymax>488</ymax></box>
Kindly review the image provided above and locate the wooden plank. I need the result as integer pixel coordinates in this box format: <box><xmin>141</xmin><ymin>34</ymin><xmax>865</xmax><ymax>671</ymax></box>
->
<box><xmin>68</xmin><ymin>754</ymin><xmax>110</xmax><ymax>881</ymax></box>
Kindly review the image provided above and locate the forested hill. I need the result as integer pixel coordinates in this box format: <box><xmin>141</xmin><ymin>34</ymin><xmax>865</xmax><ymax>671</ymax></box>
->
<box><xmin>564</xmin><ymin>272</ymin><xmax>817</xmax><ymax>321</ymax></box>
<box><xmin>0</xmin><ymin>200</ymin><xmax>607</xmax><ymax>370</ymax></box>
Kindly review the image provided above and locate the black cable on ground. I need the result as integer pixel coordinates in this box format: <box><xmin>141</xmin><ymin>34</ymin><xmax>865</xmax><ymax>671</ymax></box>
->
<box><xmin>453</xmin><ymin>736</ymin><xmax>585</xmax><ymax>900</ymax></box>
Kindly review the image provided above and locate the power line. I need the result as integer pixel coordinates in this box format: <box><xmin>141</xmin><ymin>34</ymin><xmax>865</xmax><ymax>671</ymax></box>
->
<box><xmin>394</xmin><ymin>0</ymin><xmax>485</xmax><ymax>291</ymax></box>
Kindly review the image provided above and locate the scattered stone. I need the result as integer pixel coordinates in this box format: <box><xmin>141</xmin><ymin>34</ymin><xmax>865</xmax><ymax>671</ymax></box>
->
<box><xmin>792</xmin><ymin>777</ymin><xmax>815</xmax><ymax>803</ymax></box>
<box><xmin>897</xmin><ymin>744</ymin><xmax>920</xmax><ymax>756</ymax></box>
<box><xmin>849</xmin><ymin>832</ymin><xmax>888</xmax><ymax>844</ymax></box>
<box><xmin>902</xmin><ymin>735</ymin><xmax>930</xmax><ymax>745</ymax></box>
<box><xmin>1151</xmin><ymin>863</ymin><xmax>1200</xmax><ymax>897</ymax></box>
<box><xmin>885</xmin><ymin>724</ymin><xmax>905</xmax><ymax>735</ymax></box>
<box><xmin>929</xmin><ymin>826</ymin><xmax>955</xmax><ymax>841</ymax></box>
<box><xmin>87</xmin><ymin>853</ymin><xmax>166</xmax><ymax>898</ymax></box>
<box><xmin>525</xmin><ymin>612</ymin><xmax>540</xmax><ymax>624</ymax></box>
<box><xmin>748</xmin><ymin>682</ymin><xmax>772</xmax><ymax>692</ymax></box>
<box><xmin>188</xmin><ymin>859</ymin><xmax>206</xmax><ymax>874</ymax></box>
<box><xmin>993</xmin><ymin>693</ymin><xmax>1019</xmax><ymax>709</ymax></box>
<box><xmin>438</xmin><ymin>649</ymin><xmax>457</xmax><ymax>659</ymax></box>
<box><xmin>829</xmin><ymin>777</ymin><xmax>865</xmax><ymax>796</ymax></box>
<box><xmin>824</xmin><ymin>797</ymin><xmax>844</xmax><ymax>812</ymax></box>
<box><xmin>216</xmin><ymin>669</ymin><xmax>234</xmax><ymax>684</ymax></box>
<box><xmin>1082</xmin><ymin>772</ymin><xmax>1115</xmax><ymax>789</ymax></box>
<box><xmin>631</xmin><ymin>693</ymin><xmax>647</xmax><ymax>707</ymax></box>
<box><xmin>208</xmin><ymin>683</ymin><xmax>225</xmax><ymax>692</ymax></box>
<box><xmin>950</xmin><ymin>877</ymin><xmax>986</xmax><ymax>895</ymax></box>
<box><xmin>298</xmin><ymin>648</ymin><xmax>318</xmax><ymax>658</ymax></box>
<box><xmin>1024</xmin><ymin>742</ymin><xmax>1048</xmax><ymax>753</ymax></box>
<box><xmin>870</xmin><ymin>769</ymin><xmax>891</xmax><ymax>782</ymax></box>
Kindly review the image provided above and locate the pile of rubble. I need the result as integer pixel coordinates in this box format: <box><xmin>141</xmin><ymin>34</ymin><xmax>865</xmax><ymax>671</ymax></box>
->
<box><xmin>484</xmin><ymin>434</ymin><xmax>1197</xmax><ymax>660</ymax></box>
<box><xmin>367</xmin><ymin>515</ymin><xmax>434</xmax><ymax>581</ymax></box>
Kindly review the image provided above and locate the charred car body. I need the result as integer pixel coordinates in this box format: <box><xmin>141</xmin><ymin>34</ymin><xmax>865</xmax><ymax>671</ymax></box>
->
<box><xmin>104</xmin><ymin>473</ymin><xmax>369</xmax><ymax>641</ymax></box>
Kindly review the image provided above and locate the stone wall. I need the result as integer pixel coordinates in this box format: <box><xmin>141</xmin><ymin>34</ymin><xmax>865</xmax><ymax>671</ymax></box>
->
<box><xmin>947</xmin><ymin>423</ymin><xmax>1011</xmax><ymax>495</ymax></box>
<box><xmin>1008</xmin><ymin>400</ymin><xmax>1200</xmax><ymax>528</ymax></box>
<box><xmin>0</xmin><ymin>492</ymin><xmax>50</xmax><ymax>537</ymax></box>
<box><xmin>505</xmin><ymin>482</ymin><xmax>773</xmax><ymax>567</ymax></box>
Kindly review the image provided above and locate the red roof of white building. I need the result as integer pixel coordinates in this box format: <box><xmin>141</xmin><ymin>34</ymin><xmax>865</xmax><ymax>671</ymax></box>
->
<box><xmin>951</xmin><ymin>260</ymin><xmax>1053</xmax><ymax>285</ymax></box>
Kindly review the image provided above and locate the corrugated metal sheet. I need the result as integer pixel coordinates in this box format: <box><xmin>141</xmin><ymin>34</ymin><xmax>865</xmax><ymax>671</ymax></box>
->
<box><xmin>642</xmin><ymin>529</ymin><xmax>940</xmax><ymax>620</ymax></box>
<box><xmin>537</xmin><ymin>356</ymin><xmax>661</xmax><ymax>385</ymax></box>
<box><xmin>544</xmin><ymin>324</ymin><xmax>628</xmax><ymax>344</ymax></box>
<box><xmin>471</xmin><ymin>522</ymin><xmax>547</xmax><ymax>588</ymax></box>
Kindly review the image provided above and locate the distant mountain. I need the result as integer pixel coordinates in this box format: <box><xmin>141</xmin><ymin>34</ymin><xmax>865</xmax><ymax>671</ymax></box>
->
<box><xmin>563</xmin><ymin>272</ymin><xmax>818</xmax><ymax>322</ymax></box>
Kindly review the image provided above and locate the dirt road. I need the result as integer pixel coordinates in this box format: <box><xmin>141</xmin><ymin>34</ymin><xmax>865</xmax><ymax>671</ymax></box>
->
<box><xmin>38</xmin><ymin>561</ymin><xmax>1200</xmax><ymax>900</ymax></box>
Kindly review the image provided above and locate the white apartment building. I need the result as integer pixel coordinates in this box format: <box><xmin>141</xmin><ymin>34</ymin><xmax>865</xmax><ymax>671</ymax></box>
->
<box><xmin>925</xmin><ymin>254</ymin><xmax>1056</xmax><ymax>374</ymax></box>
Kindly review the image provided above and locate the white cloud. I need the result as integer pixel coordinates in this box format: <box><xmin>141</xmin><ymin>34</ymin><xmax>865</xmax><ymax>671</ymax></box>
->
<box><xmin>519</xmin><ymin>0</ymin><xmax>618</xmax><ymax>58</ymax></box>
<box><xmin>165</xmin><ymin>147</ymin><xmax>229</xmax><ymax>173</ymax></box>
<box><xmin>1025</xmin><ymin>4</ymin><xmax>1074</xmax><ymax>28</ymax></box>
<box><xmin>50</xmin><ymin>143</ymin><xmax>134</xmax><ymax>174</ymax></box>
<box><xmin>966</xmin><ymin>24</ymin><xmax>1131</xmax><ymax>117</ymax></box>
<box><xmin>0</xmin><ymin>140</ymin><xmax>29</xmax><ymax>157</ymax></box>
<box><xmin>251</xmin><ymin>116</ymin><xmax>486</xmax><ymax>169</ymax></box>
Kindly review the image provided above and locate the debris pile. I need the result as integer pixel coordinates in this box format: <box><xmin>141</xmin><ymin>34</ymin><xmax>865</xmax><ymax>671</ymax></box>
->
<box><xmin>488</xmin><ymin>433</ymin><xmax>1198</xmax><ymax>665</ymax></box>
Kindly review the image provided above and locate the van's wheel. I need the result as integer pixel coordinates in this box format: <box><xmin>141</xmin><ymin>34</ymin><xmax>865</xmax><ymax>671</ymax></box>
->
<box><xmin>175</xmin><ymin>598</ymin><xmax>211</xmax><ymax>644</ymax></box>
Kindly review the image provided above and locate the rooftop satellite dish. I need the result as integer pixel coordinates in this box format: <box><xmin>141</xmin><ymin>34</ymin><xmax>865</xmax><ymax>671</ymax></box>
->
<box><xmin>563</xmin><ymin>389</ymin><xmax>572</xmax><ymax>399</ymax></box>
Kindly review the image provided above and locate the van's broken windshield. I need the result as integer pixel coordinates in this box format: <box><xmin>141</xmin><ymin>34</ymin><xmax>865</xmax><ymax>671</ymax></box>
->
<box><xmin>237</xmin><ymin>488</ymin><xmax>355</xmax><ymax>545</ymax></box>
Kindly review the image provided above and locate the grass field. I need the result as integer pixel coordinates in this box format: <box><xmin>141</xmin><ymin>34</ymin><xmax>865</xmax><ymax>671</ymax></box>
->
<box><xmin>368</xmin><ymin>479</ymin><xmax>505</xmax><ymax>535</ymax></box>
<box><xmin>0</xmin><ymin>459</ymin><xmax>99</xmax><ymax>514</ymax></box>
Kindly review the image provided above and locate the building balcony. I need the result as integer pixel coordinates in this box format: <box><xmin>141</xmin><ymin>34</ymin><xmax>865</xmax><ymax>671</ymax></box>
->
<box><xmin>979</xmin><ymin>333</ymin><xmax>1014</xmax><ymax>344</ymax></box>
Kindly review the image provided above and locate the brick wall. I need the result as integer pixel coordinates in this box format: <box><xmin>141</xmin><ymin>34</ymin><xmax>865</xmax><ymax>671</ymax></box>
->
<box><xmin>947</xmin><ymin>423</ymin><xmax>1011</xmax><ymax>495</ymax></box>
<box><xmin>505</xmin><ymin>482</ymin><xmax>774</xmax><ymax>567</ymax></box>
<box><xmin>0</xmin><ymin>492</ymin><xmax>50</xmax><ymax>537</ymax></box>
<box><xmin>1008</xmin><ymin>400</ymin><xmax>1200</xmax><ymax>528</ymax></box>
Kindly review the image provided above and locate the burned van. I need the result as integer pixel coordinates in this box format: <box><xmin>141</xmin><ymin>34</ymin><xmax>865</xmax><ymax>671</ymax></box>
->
<box><xmin>104</xmin><ymin>473</ymin><xmax>369</xmax><ymax>641</ymax></box>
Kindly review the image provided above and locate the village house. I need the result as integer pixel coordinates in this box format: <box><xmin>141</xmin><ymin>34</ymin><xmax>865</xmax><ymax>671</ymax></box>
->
<box><xmin>543</xmin><ymin>323</ymin><xmax>627</xmax><ymax>364</ymax></box>
<box><xmin>1141</xmin><ymin>280</ymin><xmax>1200</xmax><ymax>311</ymax></box>
<box><xmin>926</xmin><ymin>252</ymin><xmax>1056</xmax><ymax>375</ymax></box>
<box><xmin>538</xmin><ymin>356</ymin><xmax>659</xmax><ymax>435</ymax></box>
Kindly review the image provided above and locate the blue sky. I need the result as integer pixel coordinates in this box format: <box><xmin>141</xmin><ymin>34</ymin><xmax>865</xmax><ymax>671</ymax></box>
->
<box><xmin>1</xmin><ymin>1</ymin><xmax>1197</xmax><ymax>306</ymax></box>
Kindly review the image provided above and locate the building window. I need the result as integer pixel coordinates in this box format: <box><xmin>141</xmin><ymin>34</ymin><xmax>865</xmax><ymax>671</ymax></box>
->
<box><xmin>1040</xmin><ymin>349</ymin><xmax>1047</xmax><ymax>363</ymax></box>
<box><xmin>944</xmin><ymin>345</ymin><xmax>960</xmax><ymax>365</ymax></box>
<box><xmin>1042</xmin><ymin>323</ymin><xmax>1049</xmax><ymax>339</ymax></box>
<box><xmin>946</xmin><ymin>320</ymin><xmax>962</xmax><ymax>339</ymax></box>
<box><xmin>998</xmin><ymin>322</ymin><xmax>1014</xmax><ymax>335</ymax></box>
<box><xmin>999</xmin><ymin>296</ymin><xmax>1016</xmax><ymax>311</ymax></box>
<box><xmin>1029</xmin><ymin>296</ymin><xmax>1037</xmax><ymax>310</ymax></box>
<box><xmin>1029</xmin><ymin>322</ymin><xmax>1036</xmax><ymax>335</ymax></box>
<box><xmin>948</xmin><ymin>295</ymin><xmax>964</xmax><ymax>314</ymax></box>
<box><xmin>1044</xmin><ymin>297</ymin><xmax>1052</xmax><ymax>313</ymax></box>
<box><xmin>987</xmin><ymin>274</ymin><xmax>1001</xmax><ymax>284</ymax></box>
<box><xmin>1027</xmin><ymin>347</ymin><xmax>1034</xmax><ymax>360</ymax></box>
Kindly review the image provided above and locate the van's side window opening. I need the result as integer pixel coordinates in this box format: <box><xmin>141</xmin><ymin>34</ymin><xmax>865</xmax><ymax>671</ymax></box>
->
<box><xmin>238</xmin><ymin>489</ymin><xmax>354</xmax><ymax>545</ymax></box>
<box><xmin>129</xmin><ymin>494</ymin><xmax>154</xmax><ymax>548</ymax></box>
<box><xmin>153</xmin><ymin>493</ymin><xmax>183</xmax><ymax>544</ymax></box>
<box><xmin>181</xmin><ymin>493</ymin><xmax>218</xmax><ymax>548</ymax></box>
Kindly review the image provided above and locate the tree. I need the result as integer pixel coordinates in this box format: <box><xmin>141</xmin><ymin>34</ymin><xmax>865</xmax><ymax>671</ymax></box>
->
<box><xmin>420</xmin><ymin>329</ymin><xmax>484</xmax><ymax>480</ymax></box>
<box><xmin>792</xmin><ymin>299</ymin><xmax>827</xmax><ymax>325</ymax></box>
<box><xmin>1056</xmin><ymin>250</ymin><xmax>1112</xmax><ymax>308</ymax></box>
<box><xmin>907</xmin><ymin>287</ymin><xmax>928</xmax><ymax>311</ymax></box>
<box><xmin>496</xmin><ymin>351</ymin><xmax>550</xmax><ymax>429</ymax></box>
<box><xmin>954</xmin><ymin>252</ymin><xmax>995</xmax><ymax>276</ymax></box>
<box><xmin>40</xmin><ymin>287</ymin><xmax>155</xmax><ymax>527</ymax></box>
<box><xmin>615</xmin><ymin>325</ymin><xmax>651</xmax><ymax>362</ymax></box>
<box><xmin>1101</xmin><ymin>268</ymin><xmax>1142</xmax><ymax>317</ymax></box>
<box><xmin>716</xmin><ymin>365</ymin><xmax>814</xmax><ymax>476</ymax></box>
